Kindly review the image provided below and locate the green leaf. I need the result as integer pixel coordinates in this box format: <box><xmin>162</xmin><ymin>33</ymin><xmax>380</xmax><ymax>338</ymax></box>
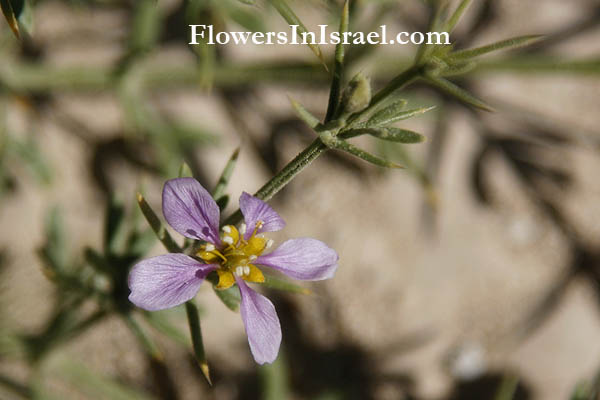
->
<box><xmin>55</xmin><ymin>359</ymin><xmax>156</xmax><ymax>400</ymax></box>
<box><xmin>267</xmin><ymin>0</ymin><xmax>327</xmax><ymax>70</ymax></box>
<box><xmin>178</xmin><ymin>162</ymin><xmax>193</xmax><ymax>178</ymax></box>
<box><xmin>342</xmin><ymin>127</ymin><xmax>426</xmax><ymax>144</ymax></box>
<box><xmin>212</xmin><ymin>147</ymin><xmax>240</xmax><ymax>201</ymax></box>
<box><xmin>444</xmin><ymin>0</ymin><xmax>473</xmax><ymax>33</ymax></box>
<box><xmin>448</xmin><ymin>35</ymin><xmax>543</xmax><ymax>60</ymax></box>
<box><xmin>213</xmin><ymin>284</ymin><xmax>241</xmax><ymax>312</ymax></box>
<box><xmin>259</xmin><ymin>352</ymin><xmax>290</xmax><ymax>400</ymax></box>
<box><xmin>263</xmin><ymin>273</ymin><xmax>311</xmax><ymax>295</ymax></box>
<box><xmin>319</xmin><ymin>131</ymin><xmax>403</xmax><ymax>168</ymax></box>
<box><xmin>104</xmin><ymin>196</ymin><xmax>126</xmax><ymax>255</ymax></box>
<box><xmin>129</xmin><ymin>0</ymin><xmax>161</xmax><ymax>54</ymax></box>
<box><xmin>325</xmin><ymin>0</ymin><xmax>349</xmax><ymax>122</ymax></box>
<box><xmin>122</xmin><ymin>314</ymin><xmax>162</xmax><ymax>360</ymax></box>
<box><xmin>38</xmin><ymin>207</ymin><xmax>68</xmax><ymax>275</ymax></box>
<box><xmin>368</xmin><ymin>103</ymin><xmax>435</xmax><ymax>127</ymax></box>
<box><xmin>424</xmin><ymin>75</ymin><xmax>493</xmax><ymax>111</ymax></box>
<box><xmin>0</xmin><ymin>0</ymin><xmax>22</xmax><ymax>38</ymax></box>
<box><xmin>142</xmin><ymin>310</ymin><xmax>189</xmax><ymax>346</ymax></box>
<box><xmin>185</xmin><ymin>300</ymin><xmax>211</xmax><ymax>385</ymax></box>
<box><xmin>136</xmin><ymin>193</ymin><xmax>181</xmax><ymax>253</ymax></box>
<box><xmin>289</xmin><ymin>97</ymin><xmax>320</xmax><ymax>129</ymax></box>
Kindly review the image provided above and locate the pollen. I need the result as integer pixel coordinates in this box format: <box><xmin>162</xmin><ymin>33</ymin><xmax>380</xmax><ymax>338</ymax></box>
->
<box><xmin>199</xmin><ymin>222</ymin><xmax>270</xmax><ymax>290</ymax></box>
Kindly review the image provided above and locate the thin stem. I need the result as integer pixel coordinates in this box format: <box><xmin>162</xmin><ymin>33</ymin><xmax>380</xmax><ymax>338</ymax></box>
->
<box><xmin>222</xmin><ymin>65</ymin><xmax>421</xmax><ymax>227</ymax></box>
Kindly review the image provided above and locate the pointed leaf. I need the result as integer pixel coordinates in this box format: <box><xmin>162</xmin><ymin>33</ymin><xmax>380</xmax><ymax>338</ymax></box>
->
<box><xmin>136</xmin><ymin>193</ymin><xmax>181</xmax><ymax>253</ymax></box>
<box><xmin>319</xmin><ymin>131</ymin><xmax>403</xmax><ymax>168</ymax></box>
<box><xmin>185</xmin><ymin>300</ymin><xmax>211</xmax><ymax>385</ymax></box>
<box><xmin>267</xmin><ymin>0</ymin><xmax>327</xmax><ymax>70</ymax></box>
<box><xmin>122</xmin><ymin>314</ymin><xmax>162</xmax><ymax>360</ymax></box>
<box><xmin>178</xmin><ymin>162</ymin><xmax>193</xmax><ymax>178</ymax></box>
<box><xmin>263</xmin><ymin>273</ymin><xmax>311</xmax><ymax>295</ymax></box>
<box><xmin>342</xmin><ymin>127</ymin><xmax>426</xmax><ymax>143</ymax></box>
<box><xmin>212</xmin><ymin>147</ymin><xmax>240</xmax><ymax>201</ymax></box>
<box><xmin>0</xmin><ymin>0</ymin><xmax>20</xmax><ymax>38</ymax></box>
<box><xmin>368</xmin><ymin>103</ymin><xmax>436</xmax><ymax>127</ymax></box>
<box><xmin>444</xmin><ymin>0</ymin><xmax>473</xmax><ymax>33</ymax></box>
<box><xmin>449</xmin><ymin>35</ymin><xmax>543</xmax><ymax>60</ymax></box>
<box><xmin>325</xmin><ymin>0</ymin><xmax>349</xmax><ymax>122</ymax></box>
<box><xmin>424</xmin><ymin>75</ymin><xmax>493</xmax><ymax>111</ymax></box>
<box><xmin>289</xmin><ymin>97</ymin><xmax>320</xmax><ymax>129</ymax></box>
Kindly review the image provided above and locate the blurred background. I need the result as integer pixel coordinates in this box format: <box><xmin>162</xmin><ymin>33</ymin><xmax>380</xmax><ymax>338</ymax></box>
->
<box><xmin>1</xmin><ymin>0</ymin><xmax>599</xmax><ymax>399</ymax></box>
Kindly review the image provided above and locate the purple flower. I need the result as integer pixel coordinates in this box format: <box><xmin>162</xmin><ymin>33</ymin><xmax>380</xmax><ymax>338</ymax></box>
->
<box><xmin>128</xmin><ymin>178</ymin><xmax>338</xmax><ymax>364</ymax></box>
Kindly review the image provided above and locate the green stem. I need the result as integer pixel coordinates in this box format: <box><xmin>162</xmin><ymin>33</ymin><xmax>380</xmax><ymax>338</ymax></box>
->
<box><xmin>223</xmin><ymin>65</ymin><xmax>422</xmax><ymax>226</ymax></box>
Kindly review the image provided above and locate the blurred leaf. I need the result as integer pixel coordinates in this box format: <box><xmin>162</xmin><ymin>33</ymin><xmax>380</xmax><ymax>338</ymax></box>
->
<box><xmin>267</xmin><ymin>0</ymin><xmax>327</xmax><ymax>70</ymax></box>
<box><xmin>212</xmin><ymin>147</ymin><xmax>240</xmax><ymax>201</ymax></box>
<box><xmin>228</xmin><ymin>3</ymin><xmax>265</xmax><ymax>33</ymax></box>
<box><xmin>289</xmin><ymin>97</ymin><xmax>320</xmax><ymax>129</ymax></box>
<box><xmin>185</xmin><ymin>300</ymin><xmax>211</xmax><ymax>384</ymax></box>
<box><xmin>263</xmin><ymin>274</ymin><xmax>311</xmax><ymax>294</ymax></box>
<box><xmin>142</xmin><ymin>310</ymin><xmax>189</xmax><ymax>346</ymax></box>
<box><xmin>122</xmin><ymin>314</ymin><xmax>162</xmax><ymax>360</ymax></box>
<box><xmin>259</xmin><ymin>352</ymin><xmax>290</xmax><ymax>400</ymax></box>
<box><xmin>178</xmin><ymin>162</ymin><xmax>193</xmax><ymax>178</ymax></box>
<box><xmin>494</xmin><ymin>375</ymin><xmax>519</xmax><ymax>400</ymax></box>
<box><xmin>325</xmin><ymin>0</ymin><xmax>349</xmax><ymax>122</ymax></box>
<box><xmin>129</xmin><ymin>0</ymin><xmax>161</xmax><ymax>54</ymax></box>
<box><xmin>8</xmin><ymin>136</ymin><xmax>52</xmax><ymax>184</ymax></box>
<box><xmin>104</xmin><ymin>197</ymin><xmax>126</xmax><ymax>255</ymax></box>
<box><xmin>39</xmin><ymin>207</ymin><xmax>68</xmax><ymax>276</ymax></box>
<box><xmin>342</xmin><ymin>127</ymin><xmax>425</xmax><ymax>143</ymax></box>
<box><xmin>216</xmin><ymin>194</ymin><xmax>229</xmax><ymax>212</ymax></box>
<box><xmin>449</xmin><ymin>35</ymin><xmax>543</xmax><ymax>60</ymax></box>
<box><xmin>213</xmin><ymin>283</ymin><xmax>241</xmax><ymax>312</ymax></box>
<box><xmin>0</xmin><ymin>0</ymin><xmax>24</xmax><ymax>38</ymax></box>
<box><xmin>56</xmin><ymin>359</ymin><xmax>156</xmax><ymax>400</ymax></box>
<box><xmin>125</xmin><ymin>228</ymin><xmax>157</xmax><ymax>257</ymax></box>
<box><xmin>444</xmin><ymin>0</ymin><xmax>473</xmax><ymax>33</ymax></box>
<box><xmin>424</xmin><ymin>75</ymin><xmax>494</xmax><ymax>111</ymax></box>
<box><xmin>137</xmin><ymin>193</ymin><xmax>181</xmax><ymax>253</ymax></box>
<box><xmin>368</xmin><ymin>104</ymin><xmax>435</xmax><ymax>127</ymax></box>
<box><xmin>320</xmin><ymin>131</ymin><xmax>403</xmax><ymax>168</ymax></box>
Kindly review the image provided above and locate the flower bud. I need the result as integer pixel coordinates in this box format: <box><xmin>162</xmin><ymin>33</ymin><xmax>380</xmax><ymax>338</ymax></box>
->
<box><xmin>341</xmin><ymin>73</ymin><xmax>371</xmax><ymax>114</ymax></box>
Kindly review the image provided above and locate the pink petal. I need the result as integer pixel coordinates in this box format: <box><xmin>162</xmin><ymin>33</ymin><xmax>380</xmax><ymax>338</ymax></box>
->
<box><xmin>162</xmin><ymin>178</ymin><xmax>221</xmax><ymax>244</ymax></box>
<box><xmin>237</xmin><ymin>278</ymin><xmax>282</xmax><ymax>364</ymax></box>
<box><xmin>239</xmin><ymin>192</ymin><xmax>285</xmax><ymax>240</ymax></box>
<box><xmin>255</xmin><ymin>238</ymin><xmax>338</xmax><ymax>281</ymax></box>
<box><xmin>128</xmin><ymin>254</ymin><xmax>217</xmax><ymax>311</ymax></box>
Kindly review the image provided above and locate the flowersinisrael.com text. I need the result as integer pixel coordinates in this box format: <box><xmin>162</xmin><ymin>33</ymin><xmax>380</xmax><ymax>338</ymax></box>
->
<box><xmin>189</xmin><ymin>25</ymin><xmax>450</xmax><ymax>46</ymax></box>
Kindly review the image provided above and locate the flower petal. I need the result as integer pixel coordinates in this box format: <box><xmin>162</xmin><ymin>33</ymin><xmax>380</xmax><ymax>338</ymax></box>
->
<box><xmin>237</xmin><ymin>278</ymin><xmax>281</xmax><ymax>364</ymax></box>
<box><xmin>128</xmin><ymin>254</ymin><xmax>217</xmax><ymax>311</ymax></box>
<box><xmin>162</xmin><ymin>178</ymin><xmax>221</xmax><ymax>244</ymax></box>
<box><xmin>239</xmin><ymin>192</ymin><xmax>285</xmax><ymax>240</ymax></box>
<box><xmin>255</xmin><ymin>238</ymin><xmax>338</xmax><ymax>281</ymax></box>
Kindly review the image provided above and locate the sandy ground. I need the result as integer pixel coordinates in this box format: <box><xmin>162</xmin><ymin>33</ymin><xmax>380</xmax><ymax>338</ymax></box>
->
<box><xmin>1</xmin><ymin>1</ymin><xmax>600</xmax><ymax>399</ymax></box>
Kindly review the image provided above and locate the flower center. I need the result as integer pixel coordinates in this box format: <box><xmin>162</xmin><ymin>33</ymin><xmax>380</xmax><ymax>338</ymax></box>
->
<box><xmin>196</xmin><ymin>221</ymin><xmax>272</xmax><ymax>289</ymax></box>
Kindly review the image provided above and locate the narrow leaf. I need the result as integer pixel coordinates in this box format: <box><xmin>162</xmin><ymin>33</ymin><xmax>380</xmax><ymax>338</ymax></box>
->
<box><xmin>368</xmin><ymin>103</ymin><xmax>436</xmax><ymax>127</ymax></box>
<box><xmin>122</xmin><ymin>314</ymin><xmax>162</xmax><ymax>360</ymax></box>
<box><xmin>185</xmin><ymin>300</ymin><xmax>211</xmax><ymax>385</ymax></box>
<box><xmin>424</xmin><ymin>75</ymin><xmax>493</xmax><ymax>111</ymax></box>
<box><xmin>449</xmin><ymin>35</ymin><xmax>543</xmax><ymax>60</ymax></box>
<box><xmin>136</xmin><ymin>193</ymin><xmax>181</xmax><ymax>253</ymax></box>
<box><xmin>267</xmin><ymin>0</ymin><xmax>327</xmax><ymax>70</ymax></box>
<box><xmin>212</xmin><ymin>147</ymin><xmax>240</xmax><ymax>201</ymax></box>
<box><xmin>142</xmin><ymin>311</ymin><xmax>189</xmax><ymax>346</ymax></box>
<box><xmin>289</xmin><ymin>97</ymin><xmax>320</xmax><ymax>129</ymax></box>
<box><xmin>213</xmin><ymin>284</ymin><xmax>241</xmax><ymax>312</ymax></box>
<box><xmin>0</xmin><ymin>0</ymin><xmax>20</xmax><ymax>38</ymax></box>
<box><xmin>342</xmin><ymin>127</ymin><xmax>426</xmax><ymax>143</ymax></box>
<box><xmin>325</xmin><ymin>0</ymin><xmax>349</xmax><ymax>122</ymax></box>
<box><xmin>178</xmin><ymin>162</ymin><xmax>193</xmax><ymax>178</ymax></box>
<box><xmin>444</xmin><ymin>0</ymin><xmax>473</xmax><ymax>33</ymax></box>
<box><xmin>263</xmin><ymin>273</ymin><xmax>311</xmax><ymax>295</ymax></box>
<box><xmin>319</xmin><ymin>131</ymin><xmax>403</xmax><ymax>168</ymax></box>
